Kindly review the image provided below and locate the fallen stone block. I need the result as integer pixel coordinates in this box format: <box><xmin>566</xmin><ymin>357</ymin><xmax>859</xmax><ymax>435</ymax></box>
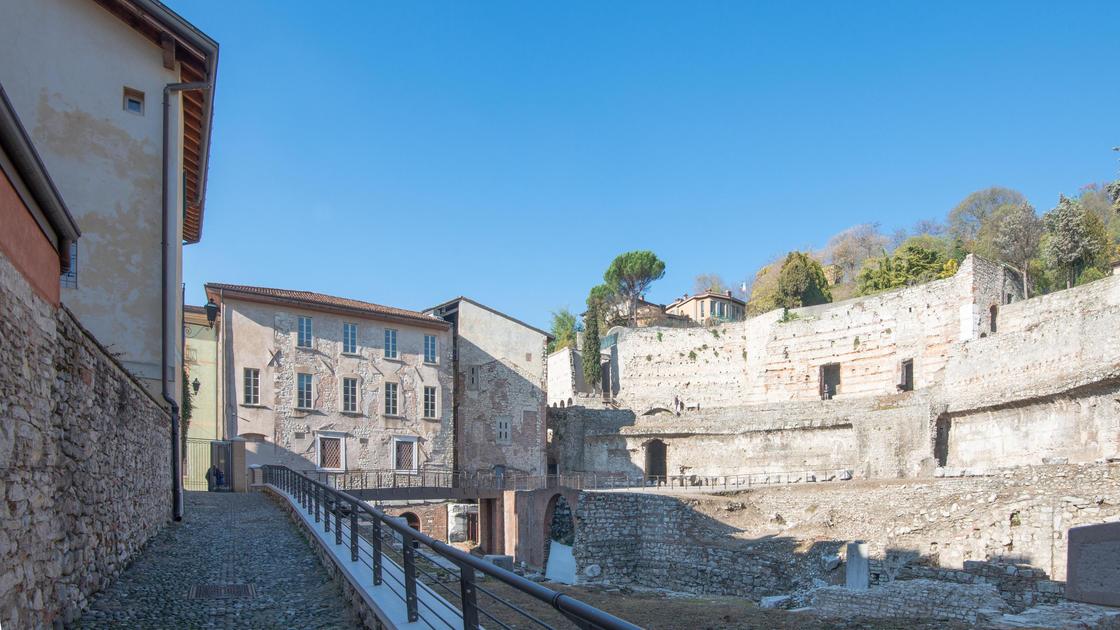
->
<box><xmin>760</xmin><ymin>595</ymin><xmax>793</xmax><ymax>609</ymax></box>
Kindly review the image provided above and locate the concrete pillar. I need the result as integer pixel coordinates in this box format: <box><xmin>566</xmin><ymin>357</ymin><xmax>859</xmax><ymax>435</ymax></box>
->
<box><xmin>230</xmin><ymin>437</ymin><xmax>247</xmax><ymax>492</ymax></box>
<box><xmin>846</xmin><ymin>541</ymin><xmax>870</xmax><ymax>590</ymax></box>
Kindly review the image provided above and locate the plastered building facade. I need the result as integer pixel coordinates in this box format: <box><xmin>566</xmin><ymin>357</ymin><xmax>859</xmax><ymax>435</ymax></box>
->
<box><xmin>207</xmin><ymin>284</ymin><xmax>455</xmax><ymax>472</ymax></box>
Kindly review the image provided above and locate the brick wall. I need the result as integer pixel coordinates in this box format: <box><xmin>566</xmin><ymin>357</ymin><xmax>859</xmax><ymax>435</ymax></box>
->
<box><xmin>0</xmin><ymin>251</ymin><xmax>172</xmax><ymax>629</ymax></box>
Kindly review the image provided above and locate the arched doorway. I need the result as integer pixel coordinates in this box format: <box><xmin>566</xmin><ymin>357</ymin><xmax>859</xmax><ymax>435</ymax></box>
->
<box><xmin>401</xmin><ymin>512</ymin><xmax>421</xmax><ymax>532</ymax></box>
<box><xmin>645</xmin><ymin>439</ymin><xmax>667</xmax><ymax>484</ymax></box>
<box><xmin>543</xmin><ymin>493</ymin><xmax>577</xmax><ymax>582</ymax></box>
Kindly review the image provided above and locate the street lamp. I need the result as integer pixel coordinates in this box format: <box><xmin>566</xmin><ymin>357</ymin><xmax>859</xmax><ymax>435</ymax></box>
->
<box><xmin>204</xmin><ymin>297</ymin><xmax>218</xmax><ymax>328</ymax></box>
<box><xmin>191</xmin><ymin>378</ymin><xmax>201</xmax><ymax>395</ymax></box>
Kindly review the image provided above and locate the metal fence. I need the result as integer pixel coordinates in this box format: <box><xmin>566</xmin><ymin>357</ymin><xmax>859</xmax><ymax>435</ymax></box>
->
<box><xmin>301</xmin><ymin>467</ymin><xmax>853</xmax><ymax>494</ymax></box>
<box><xmin>263</xmin><ymin>465</ymin><xmax>641</xmax><ymax>630</ymax></box>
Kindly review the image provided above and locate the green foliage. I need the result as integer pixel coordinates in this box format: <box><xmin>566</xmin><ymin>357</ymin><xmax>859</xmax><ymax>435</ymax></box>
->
<box><xmin>1044</xmin><ymin>195</ymin><xmax>1110</xmax><ymax>289</ymax></box>
<box><xmin>948</xmin><ymin>186</ymin><xmax>1027</xmax><ymax>248</ymax></box>
<box><xmin>991</xmin><ymin>203</ymin><xmax>1043</xmax><ymax>296</ymax></box>
<box><xmin>603</xmin><ymin>250</ymin><xmax>666</xmax><ymax>325</ymax></box>
<box><xmin>779</xmin><ymin>309</ymin><xmax>800</xmax><ymax>323</ymax></box>
<box><xmin>688</xmin><ymin>350</ymin><xmax>697</xmax><ymax>360</ymax></box>
<box><xmin>939</xmin><ymin>258</ymin><xmax>959</xmax><ymax>279</ymax></box>
<box><xmin>1076</xmin><ymin>267</ymin><xmax>1107</xmax><ymax>286</ymax></box>
<box><xmin>710</xmin><ymin>328</ymin><xmax>720</xmax><ymax>338</ymax></box>
<box><xmin>181</xmin><ymin>368</ymin><xmax>193</xmax><ymax>456</ymax></box>
<box><xmin>546</xmin><ymin>309</ymin><xmax>579</xmax><ymax>354</ymax></box>
<box><xmin>857</xmin><ymin>242</ymin><xmax>948</xmax><ymax>295</ymax></box>
<box><xmin>581</xmin><ymin>308</ymin><xmax>601</xmax><ymax>387</ymax></box>
<box><xmin>746</xmin><ymin>261</ymin><xmax>782</xmax><ymax>315</ymax></box>
<box><xmin>586</xmin><ymin>283</ymin><xmax>616</xmax><ymax>330</ymax></box>
<box><xmin>776</xmin><ymin>251</ymin><xmax>832</xmax><ymax>309</ymax></box>
<box><xmin>656</xmin><ymin>332</ymin><xmax>663</xmax><ymax>342</ymax></box>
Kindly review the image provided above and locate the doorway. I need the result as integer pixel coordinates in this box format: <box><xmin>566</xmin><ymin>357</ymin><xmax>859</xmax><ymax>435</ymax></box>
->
<box><xmin>644</xmin><ymin>439</ymin><xmax>667</xmax><ymax>484</ymax></box>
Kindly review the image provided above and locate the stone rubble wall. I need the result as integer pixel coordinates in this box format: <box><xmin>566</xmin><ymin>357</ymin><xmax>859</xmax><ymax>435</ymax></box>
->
<box><xmin>571</xmin><ymin>464</ymin><xmax>1120</xmax><ymax>600</ymax></box>
<box><xmin>810</xmin><ymin>579</ymin><xmax>1010</xmax><ymax>624</ymax></box>
<box><xmin>0</xmin><ymin>251</ymin><xmax>172</xmax><ymax>629</ymax></box>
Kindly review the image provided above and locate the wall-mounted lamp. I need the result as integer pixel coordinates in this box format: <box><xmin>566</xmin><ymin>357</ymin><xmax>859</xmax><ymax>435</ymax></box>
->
<box><xmin>204</xmin><ymin>297</ymin><xmax>218</xmax><ymax>328</ymax></box>
<box><xmin>191</xmin><ymin>378</ymin><xmax>201</xmax><ymax>395</ymax></box>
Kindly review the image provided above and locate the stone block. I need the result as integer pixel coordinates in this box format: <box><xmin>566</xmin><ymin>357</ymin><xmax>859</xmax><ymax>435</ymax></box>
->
<box><xmin>484</xmin><ymin>555</ymin><xmax>514</xmax><ymax>572</ymax></box>
<box><xmin>846</xmin><ymin>542</ymin><xmax>869</xmax><ymax>590</ymax></box>
<box><xmin>760</xmin><ymin>595</ymin><xmax>792</xmax><ymax>609</ymax></box>
<box><xmin>1066</xmin><ymin>521</ymin><xmax>1120</xmax><ymax>606</ymax></box>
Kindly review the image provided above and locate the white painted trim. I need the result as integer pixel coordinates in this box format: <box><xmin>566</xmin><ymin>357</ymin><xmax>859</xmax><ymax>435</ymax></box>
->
<box><xmin>392</xmin><ymin>435</ymin><xmax>418</xmax><ymax>472</ymax></box>
<box><xmin>315</xmin><ymin>430</ymin><xmax>347</xmax><ymax>471</ymax></box>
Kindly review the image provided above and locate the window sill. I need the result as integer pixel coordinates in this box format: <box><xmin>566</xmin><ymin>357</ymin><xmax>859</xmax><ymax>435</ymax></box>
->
<box><xmin>340</xmin><ymin>352</ymin><xmax>362</xmax><ymax>358</ymax></box>
<box><xmin>421</xmin><ymin>415</ymin><xmax>439</xmax><ymax>421</ymax></box>
<box><xmin>240</xmin><ymin>403</ymin><xmax>267</xmax><ymax>409</ymax></box>
<box><xmin>294</xmin><ymin>407</ymin><xmax>316</xmax><ymax>412</ymax></box>
<box><xmin>393</xmin><ymin>469</ymin><xmax>418</xmax><ymax>475</ymax></box>
<box><xmin>422</xmin><ymin>360</ymin><xmax>438</xmax><ymax>366</ymax></box>
<box><xmin>383</xmin><ymin>414</ymin><xmax>404</xmax><ymax>419</ymax></box>
<box><xmin>340</xmin><ymin>410</ymin><xmax>364</xmax><ymax>417</ymax></box>
<box><xmin>382</xmin><ymin>356</ymin><xmax>402</xmax><ymax>362</ymax></box>
<box><xmin>317</xmin><ymin>468</ymin><xmax>344</xmax><ymax>473</ymax></box>
<box><xmin>296</xmin><ymin>345</ymin><xmax>314</xmax><ymax>351</ymax></box>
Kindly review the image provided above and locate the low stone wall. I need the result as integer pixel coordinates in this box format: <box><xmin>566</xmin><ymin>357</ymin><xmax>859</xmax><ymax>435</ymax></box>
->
<box><xmin>0</xmin><ymin>251</ymin><xmax>172</xmax><ymax>629</ymax></box>
<box><xmin>881</xmin><ymin>560</ymin><xmax>1065</xmax><ymax>610</ymax></box>
<box><xmin>811</xmin><ymin>579</ymin><xmax>1009</xmax><ymax>624</ymax></box>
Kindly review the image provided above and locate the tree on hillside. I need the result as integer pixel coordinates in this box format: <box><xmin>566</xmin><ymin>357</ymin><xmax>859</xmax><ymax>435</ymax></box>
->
<box><xmin>856</xmin><ymin>243</ymin><xmax>949</xmax><ymax>295</ymax></box>
<box><xmin>776</xmin><ymin>252</ymin><xmax>832</xmax><ymax>309</ymax></box>
<box><xmin>586</xmin><ymin>283</ymin><xmax>617</xmax><ymax>329</ymax></box>
<box><xmin>692</xmin><ymin>273</ymin><xmax>728</xmax><ymax>295</ymax></box>
<box><xmin>604</xmin><ymin>250</ymin><xmax>666</xmax><ymax>326</ymax></box>
<box><xmin>547</xmin><ymin>309</ymin><xmax>580</xmax><ymax>354</ymax></box>
<box><xmin>1107</xmin><ymin>179</ymin><xmax>1120</xmax><ymax>212</ymax></box>
<box><xmin>991</xmin><ymin>203</ymin><xmax>1043</xmax><ymax>297</ymax></box>
<box><xmin>582</xmin><ymin>290</ymin><xmax>606</xmax><ymax>388</ymax></box>
<box><xmin>746</xmin><ymin>258</ymin><xmax>783</xmax><ymax>315</ymax></box>
<box><xmin>824</xmin><ymin>223</ymin><xmax>888</xmax><ymax>284</ymax></box>
<box><xmin>948</xmin><ymin>187</ymin><xmax>1027</xmax><ymax>247</ymax></box>
<box><xmin>1045</xmin><ymin>195</ymin><xmax>1109</xmax><ymax>289</ymax></box>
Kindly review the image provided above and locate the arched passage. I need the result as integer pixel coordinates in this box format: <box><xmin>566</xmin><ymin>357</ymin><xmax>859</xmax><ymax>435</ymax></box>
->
<box><xmin>645</xmin><ymin>439</ymin><xmax>667</xmax><ymax>484</ymax></box>
<box><xmin>542</xmin><ymin>493</ymin><xmax>576</xmax><ymax>578</ymax></box>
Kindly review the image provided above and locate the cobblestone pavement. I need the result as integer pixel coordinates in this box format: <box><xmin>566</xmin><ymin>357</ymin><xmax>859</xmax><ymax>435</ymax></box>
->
<box><xmin>76</xmin><ymin>491</ymin><xmax>361</xmax><ymax>629</ymax></box>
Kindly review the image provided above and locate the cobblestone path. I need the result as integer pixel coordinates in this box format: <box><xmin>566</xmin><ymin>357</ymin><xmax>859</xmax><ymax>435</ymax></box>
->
<box><xmin>76</xmin><ymin>491</ymin><xmax>361</xmax><ymax>629</ymax></box>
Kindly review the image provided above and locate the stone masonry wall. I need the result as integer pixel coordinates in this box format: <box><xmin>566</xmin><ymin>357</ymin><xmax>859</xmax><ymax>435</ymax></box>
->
<box><xmin>572</xmin><ymin>464</ymin><xmax>1120</xmax><ymax>600</ymax></box>
<box><xmin>0</xmin><ymin>251</ymin><xmax>172</xmax><ymax>629</ymax></box>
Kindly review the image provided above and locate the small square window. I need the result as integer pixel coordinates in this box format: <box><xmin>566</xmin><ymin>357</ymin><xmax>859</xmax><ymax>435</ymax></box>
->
<box><xmin>123</xmin><ymin>87</ymin><xmax>144</xmax><ymax>115</ymax></box>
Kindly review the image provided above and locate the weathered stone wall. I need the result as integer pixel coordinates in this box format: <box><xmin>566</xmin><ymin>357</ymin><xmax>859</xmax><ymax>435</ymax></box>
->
<box><xmin>546</xmin><ymin>347</ymin><xmax>589</xmax><ymax>407</ymax></box>
<box><xmin>811</xmin><ymin>580</ymin><xmax>1009</xmax><ymax>623</ymax></box>
<box><xmin>572</xmin><ymin>464</ymin><xmax>1120</xmax><ymax>599</ymax></box>
<box><xmin>383</xmin><ymin>502</ymin><xmax>450</xmax><ymax>543</ymax></box>
<box><xmin>0</xmin><ymin>251</ymin><xmax>172</xmax><ymax>629</ymax></box>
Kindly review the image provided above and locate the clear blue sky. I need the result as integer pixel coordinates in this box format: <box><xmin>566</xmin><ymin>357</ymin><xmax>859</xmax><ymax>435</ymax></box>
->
<box><xmin>178</xmin><ymin>0</ymin><xmax>1120</xmax><ymax>329</ymax></box>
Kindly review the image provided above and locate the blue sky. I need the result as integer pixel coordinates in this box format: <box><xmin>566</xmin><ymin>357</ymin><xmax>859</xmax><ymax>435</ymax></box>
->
<box><xmin>177</xmin><ymin>1</ymin><xmax>1120</xmax><ymax>329</ymax></box>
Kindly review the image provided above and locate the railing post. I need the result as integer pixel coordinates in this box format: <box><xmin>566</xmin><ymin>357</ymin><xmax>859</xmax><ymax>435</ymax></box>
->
<box><xmin>371</xmin><ymin>518</ymin><xmax>383</xmax><ymax>585</ymax></box>
<box><xmin>402</xmin><ymin>531</ymin><xmax>418</xmax><ymax>622</ymax></box>
<box><xmin>324</xmin><ymin>494</ymin><xmax>332</xmax><ymax>533</ymax></box>
<box><xmin>314</xmin><ymin>484</ymin><xmax>321</xmax><ymax>523</ymax></box>
<box><xmin>349</xmin><ymin>500</ymin><xmax>359</xmax><ymax>562</ymax></box>
<box><xmin>459</xmin><ymin>564</ymin><xmax>480</xmax><ymax>629</ymax></box>
<box><xmin>334</xmin><ymin>498</ymin><xmax>343</xmax><ymax>546</ymax></box>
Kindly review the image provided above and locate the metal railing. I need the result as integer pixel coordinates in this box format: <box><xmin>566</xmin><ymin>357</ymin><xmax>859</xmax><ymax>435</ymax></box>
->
<box><xmin>302</xmin><ymin>467</ymin><xmax>853</xmax><ymax>494</ymax></box>
<box><xmin>263</xmin><ymin>465</ymin><xmax>641</xmax><ymax>630</ymax></box>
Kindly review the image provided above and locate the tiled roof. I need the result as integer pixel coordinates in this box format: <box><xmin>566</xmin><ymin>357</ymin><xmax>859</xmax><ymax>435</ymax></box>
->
<box><xmin>205</xmin><ymin>283</ymin><xmax>448</xmax><ymax>328</ymax></box>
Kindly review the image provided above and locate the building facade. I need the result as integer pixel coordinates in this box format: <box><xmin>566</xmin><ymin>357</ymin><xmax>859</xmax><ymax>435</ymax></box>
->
<box><xmin>425</xmin><ymin>298</ymin><xmax>550</xmax><ymax>476</ymax></box>
<box><xmin>183</xmin><ymin>305</ymin><xmax>221</xmax><ymax>440</ymax></box>
<box><xmin>665</xmin><ymin>290</ymin><xmax>746</xmax><ymax>324</ymax></box>
<box><xmin>0</xmin><ymin>0</ymin><xmax>219</xmax><ymax>403</ymax></box>
<box><xmin>207</xmin><ymin>284</ymin><xmax>455</xmax><ymax>472</ymax></box>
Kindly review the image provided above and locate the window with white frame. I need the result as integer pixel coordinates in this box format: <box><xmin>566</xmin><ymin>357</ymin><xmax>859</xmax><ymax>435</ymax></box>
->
<box><xmin>297</xmin><ymin>372</ymin><xmax>313</xmax><ymax>409</ymax></box>
<box><xmin>316</xmin><ymin>433</ymin><xmax>345</xmax><ymax>471</ymax></box>
<box><xmin>384</xmin><ymin>328</ymin><xmax>398</xmax><ymax>358</ymax></box>
<box><xmin>423</xmin><ymin>335</ymin><xmax>437</xmax><ymax>363</ymax></box>
<box><xmin>342</xmin><ymin>377</ymin><xmax>358</xmax><ymax>413</ymax></box>
<box><xmin>343</xmin><ymin>322</ymin><xmax>357</xmax><ymax>354</ymax></box>
<box><xmin>393</xmin><ymin>437</ymin><xmax>417</xmax><ymax>471</ymax></box>
<box><xmin>297</xmin><ymin>316</ymin><xmax>313</xmax><ymax>348</ymax></box>
<box><xmin>423</xmin><ymin>386</ymin><xmax>437</xmax><ymax>419</ymax></box>
<box><xmin>495</xmin><ymin>417</ymin><xmax>512</xmax><ymax>444</ymax></box>
<box><xmin>384</xmin><ymin>382</ymin><xmax>398</xmax><ymax>416</ymax></box>
<box><xmin>243</xmin><ymin>368</ymin><xmax>260</xmax><ymax>405</ymax></box>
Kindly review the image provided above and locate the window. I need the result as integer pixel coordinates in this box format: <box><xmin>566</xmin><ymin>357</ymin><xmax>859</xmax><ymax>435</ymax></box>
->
<box><xmin>495</xmin><ymin>417</ymin><xmax>512</xmax><ymax>444</ymax></box>
<box><xmin>717</xmin><ymin>302</ymin><xmax>725</xmax><ymax>318</ymax></box>
<box><xmin>394</xmin><ymin>437</ymin><xmax>417</xmax><ymax>471</ymax></box>
<box><xmin>60</xmin><ymin>242</ymin><xmax>78</xmax><ymax>289</ymax></box>
<box><xmin>709</xmin><ymin>301</ymin><xmax>715</xmax><ymax>316</ymax></box>
<box><xmin>899</xmin><ymin>359</ymin><xmax>914</xmax><ymax>392</ymax></box>
<box><xmin>297</xmin><ymin>316</ymin><xmax>313</xmax><ymax>348</ymax></box>
<box><xmin>468</xmin><ymin>366</ymin><xmax>480</xmax><ymax>390</ymax></box>
<box><xmin>384</xmin><ymin>329</ymin><xmax>398</xmax><ymax>358</ymax></box>
<box><xmin>243</xmin><ymin>368</ymin><xmax>260</xmax><ymax>405</ymax></box>
<box><xmin>424</xmin><ymin>335</ymin><xmax>437</xmax><ymax>363</ymax></box>
<box><xmin>297</xmin><ymin>372</ymin><xmax>313</xmax><ymax>409</ymax></box>
<box><xmin>123</xmin><ymin>87</ymin><xmax>144</xmax><ymax>115</ymax></box>
<box><xmin>384</xmin><ymin>382</ymin><xmax>398</xmax><ymax>416</ymax></box>
<box><xmin>342</xmin><ymin>377</ymin><xmax>358</xmax><ymax>413</ymax></box>
<box><xmin>989</xmin><ymin>305</ymin><xmax>998</xmax><ymax>333</ymax></box>
<box><xmin>316</xmin><ymin>433</ymin><xmax>344</xmax><ymax>471</ymax></box>
<box><xmin>423</xmin><ymin>386</ymin><xmax>437</xmax><ymax>419</ymax></box>
<box><xmin>343</xmin><ymin>322</ymin><xmax>357</xmax><ymax>354</ymax></box>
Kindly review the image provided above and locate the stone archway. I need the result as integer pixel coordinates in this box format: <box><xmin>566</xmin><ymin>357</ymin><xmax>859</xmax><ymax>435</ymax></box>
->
<box><xmin>644</xmin><ymin>439</ymin><xmax>667</xmax><ymax>484</ymax></box>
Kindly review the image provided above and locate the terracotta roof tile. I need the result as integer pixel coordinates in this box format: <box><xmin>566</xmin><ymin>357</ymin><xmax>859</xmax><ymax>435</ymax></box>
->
<box><xmin>205</xmin><ymin>283</ymin><xmax>448</xmax><ymax>328</ymax></box>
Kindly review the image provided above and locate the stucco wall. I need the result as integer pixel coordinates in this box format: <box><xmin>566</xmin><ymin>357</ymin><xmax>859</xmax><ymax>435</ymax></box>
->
<box><xmin>452</xmin><ymin>300</ymin><xmax>548</xmax><ymax>475</ymax></box>
<box><xmin>0</xmin><ymin>250</ymin><xmax>171</xmax><ymax>629</ymax></box>
<box><xmin>184</xmin><ymin>319</ymin><xmax>220</xmax><ymax>440</ymax></box>
<box><xmin>220</xmin><ymin>297</ymin><xmax>455</xmax><ymax>472</ymax></box>
<box><xmin>546</xmin><ymin>347</ymin><xmax>589</xmax><ymax>407</ymax></box>
<box><xmin>0</xmin><ymin>0</ymin><xmax>185</xmax><ymax>392</ymax></box>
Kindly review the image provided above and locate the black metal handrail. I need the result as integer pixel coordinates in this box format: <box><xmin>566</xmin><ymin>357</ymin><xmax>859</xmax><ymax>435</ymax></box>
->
<box><xmin>263</xmin><ymin>465</ymin><xmax>641</xmax><ymax>630</ymax></box>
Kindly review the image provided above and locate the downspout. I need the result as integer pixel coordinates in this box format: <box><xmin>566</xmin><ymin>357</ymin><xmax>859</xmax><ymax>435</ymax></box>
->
<box><xmin>163</xmin><ymin>81</ymin><xmax>210</xmax><ymax>521</ymax></box>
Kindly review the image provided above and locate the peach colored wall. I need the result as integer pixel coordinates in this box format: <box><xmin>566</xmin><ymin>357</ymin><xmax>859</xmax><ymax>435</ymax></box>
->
<box><xmin>0</xmin><ymin>168</ymin><xmax>59</xmax><ymax>305</ymax></box>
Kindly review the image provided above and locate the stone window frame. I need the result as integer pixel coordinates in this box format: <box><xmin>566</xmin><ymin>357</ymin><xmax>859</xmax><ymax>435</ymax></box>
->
<box><xmin>392</xmin><ymin>435</ymin><xmax>418</xmax><ymax>472</ymax></box>
<box><xmin>384</xmin><ymin>328</ymin><xmax>398</xmax><ymax>359</ymax></box>
<box><xmin>342</xmin><ymin>322</ymin><xmax>358</xmax><ymax>355</ymax></box>
<box><xmin>422</xmin><ymin>385</ymin><xmax>438</xmax><ymax>419</ymax></box>
<box><xmin>468</xmin><ymin>365</ymin><xmax>480</xmax><ymax>391</ymax></box>
<box><xmin>341</xmin><ymin>375</ymin><xmax>360</xmax><ymax>414</ymax></box>
<box><xmin>297</xmin><ymin>316</ymin><xmax>313</xmax><ymax>349</ymax></box>
<box><xmin>296</xmin><ymin>371</ymin><xmax>314</xmax><ymax>410</ymax></box>
<box><xmin>242</xmin><ymin>367</ymin><xmax>260</xmax><ymax>406</ymax></box>
<box><xmin>383</xmin><ymin>381</ymin><xmax>399</xmax><ymax>417</ymax></box>
<box><xmin>423</xmin><ymin>334</ymin><xmax>438</xmax><ymax>364</ymax></box>
<box><xmin>315</xmin><ymin>430</ymin><xmax>347</xmax><ymax>472</ymax></box>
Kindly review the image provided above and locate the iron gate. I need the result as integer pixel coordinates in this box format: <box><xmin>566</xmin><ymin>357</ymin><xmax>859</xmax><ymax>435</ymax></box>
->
<box><xmin>185</xmin><ymin>438</ymin><xmax>233</xmax><ymax>491</ymax></box>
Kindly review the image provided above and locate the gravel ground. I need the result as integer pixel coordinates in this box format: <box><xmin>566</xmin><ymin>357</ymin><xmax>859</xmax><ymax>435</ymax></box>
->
<box><xmin>75</xmin><ymin>491</ymin><xmax>361</xmax><ymax>629</ymax></box>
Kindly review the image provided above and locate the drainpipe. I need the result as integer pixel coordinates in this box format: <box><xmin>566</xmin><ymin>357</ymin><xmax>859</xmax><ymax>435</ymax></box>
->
<box><xmin>163</xmin><ymin>81</ymin><xmax>210</xmax><ymax>521</ymax></box>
